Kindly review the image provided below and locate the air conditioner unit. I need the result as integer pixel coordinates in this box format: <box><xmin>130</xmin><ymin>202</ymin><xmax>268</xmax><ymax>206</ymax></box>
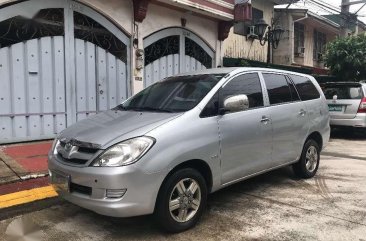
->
<box><xmin>298</xmin><ymin>47</ymin><xmax>305</xmax><ymax>54</ymax></box>
<box><xmin>317</xmin><ymin>52</ymin><xmax>323</xmax><ymax>61</ymax></box>
<box><xmin>296</xmin><ymin>47</ymin><xmax>305</xmax><ymax>57</ymax></box>
<box><xmin>247</xmin><ymin>26</ymin><xmax>257</xmax><ymax>39</ymax></box>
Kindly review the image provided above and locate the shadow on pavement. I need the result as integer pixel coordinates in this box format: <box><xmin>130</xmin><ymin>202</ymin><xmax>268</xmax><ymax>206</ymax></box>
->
<box><xmin>330</xmin><ymin>127</ymin><xmax>366</xmax><ymax>140</ymax></box>
<box><xmin>43</xmin><ymin>167</ymin><xmax>296</xmax><ymax>239</ymax></box>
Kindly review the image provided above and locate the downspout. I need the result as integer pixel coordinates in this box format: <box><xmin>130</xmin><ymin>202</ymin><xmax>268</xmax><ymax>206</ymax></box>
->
<box><xmin>294</xmin><ymin>13</ymin><xmax>309</xmax><ymax>23</ymax></box>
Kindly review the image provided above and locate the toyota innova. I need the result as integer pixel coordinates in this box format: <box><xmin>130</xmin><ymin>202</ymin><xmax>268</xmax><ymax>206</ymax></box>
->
<box><xmin>48</xmin><ymin>68</ymin><xmax>330</xmax><ymax>232</ymax></box>
<box><xmin>321</xmin><ymin>82</ymin><xmax>366</xmax><ymax>129</ymax></box>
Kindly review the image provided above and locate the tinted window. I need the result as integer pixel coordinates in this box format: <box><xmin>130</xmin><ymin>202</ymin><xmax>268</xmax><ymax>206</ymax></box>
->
<box><xmin>289</xmin><ymin>75</ymin><xmax>320</xmax><ymax>101</ymax></box>
<box><xmin>262</xmin><ymin>73</ymin><xmax>293</xmax><ymax>105</ymax></box>
<box><xmin>200</xmin><ymin>93</ymin><xmax>219</xmax><ymax>118</ymax></box>
<box><xmin>220</xmin><ymin>73</ymin><xmax>264</xmax><ymax>110</ymax></box>
<box><xmin>322</xmin><ymin>85</ymin><xmax>363</xmax><ymax>100</ymax></box>
<box><xmin>119</xmin><ymin>74</ymin><xmax>224</xmax><ymax>113</ymax></box>
<box><xmin>287</xmin><ymin>76</ymin><xmax>301</xmax><ymax>101</ymax></box>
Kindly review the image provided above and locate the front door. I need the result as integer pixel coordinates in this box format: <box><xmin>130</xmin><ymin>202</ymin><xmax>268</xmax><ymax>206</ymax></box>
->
<box><xmin>219</xmin><ymin>72</ymin><xmax>273</xmax><ymax>185</ymax></box>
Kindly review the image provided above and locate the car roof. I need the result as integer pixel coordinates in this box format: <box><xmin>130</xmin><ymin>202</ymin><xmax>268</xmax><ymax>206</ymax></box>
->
<box><xmin>174</xmin><ymin>67</ymin><xmax>312</xmax><ymax>78</ymax></box>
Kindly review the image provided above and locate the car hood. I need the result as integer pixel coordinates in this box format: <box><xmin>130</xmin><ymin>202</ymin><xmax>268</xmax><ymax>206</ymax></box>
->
<box><xmin>58</xmin><ymin>110</ymin><xmax>182</xmax><ymax>149</ymax></box>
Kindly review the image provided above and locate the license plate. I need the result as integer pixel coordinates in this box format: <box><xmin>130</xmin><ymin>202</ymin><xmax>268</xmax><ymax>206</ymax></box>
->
<box><xmin>328</xmin><ymin>105</ymin><xmax>343</xmax><ymax>112</ymax></box>
<box><xmin>50</xmin><ymin>170</ymin><xmax>70</xmax><ymax>193</ymax></box>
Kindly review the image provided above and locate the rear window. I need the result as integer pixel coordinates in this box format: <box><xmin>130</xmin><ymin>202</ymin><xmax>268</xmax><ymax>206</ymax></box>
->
<box><xmin>289</xmin><ymin>75</ymin><xmax>320</xmax><ymax>101</ymax></box>
<box><xmin>322</xmin><ymin>85</ymin><xmax>363</xmax><ymax>100</ymax></box>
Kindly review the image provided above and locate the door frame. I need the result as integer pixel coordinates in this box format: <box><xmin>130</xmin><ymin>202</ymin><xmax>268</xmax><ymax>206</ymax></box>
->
<box><xmin>143</xmin><ymin>27</ymin><xmax>215</xmax><ymax>87</ymax></box>
<box><xmin>64</xmin><ymin>1</ymin><xmax>131</xmax><ymax>126</ymax></box>
<box><xmin>0</xmin><ymin>0</ymin><xmax>131</xmax><ymax>143</ymax></box>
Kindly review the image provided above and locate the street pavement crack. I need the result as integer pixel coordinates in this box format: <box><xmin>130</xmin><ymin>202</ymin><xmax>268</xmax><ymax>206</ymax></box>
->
<box><xmin>0</xmin><ymin>159</ymin><xmax>21</xmax><ymax>180</ymax></box>
<box><xmin>230</xmin><ymin>190</ymin><xmax>366</xmax><ymax>227</ymax></box>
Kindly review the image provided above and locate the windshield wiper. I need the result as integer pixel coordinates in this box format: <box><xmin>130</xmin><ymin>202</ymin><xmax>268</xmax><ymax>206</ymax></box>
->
<box><xmin>114</xmin><ymin>105</ymin><xmax>127</xmax><ymax>111</ymax></box>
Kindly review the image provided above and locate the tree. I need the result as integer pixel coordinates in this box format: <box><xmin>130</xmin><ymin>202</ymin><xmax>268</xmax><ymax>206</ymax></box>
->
<box><xmin>324</xmin><ymin>34</ymin><xmax>366</xmax><ymax>81</ymax></box>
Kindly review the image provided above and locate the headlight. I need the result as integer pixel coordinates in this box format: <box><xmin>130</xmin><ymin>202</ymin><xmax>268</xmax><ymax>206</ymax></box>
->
<box><xmin>91</xmin><ymin>136</ymin><xmax>155</xmax><ymax>167</ymax></box>
<box><xmin>51</xmin><ymin>139</ymin><xmax>60</xmax><ymax>155</ymax></box>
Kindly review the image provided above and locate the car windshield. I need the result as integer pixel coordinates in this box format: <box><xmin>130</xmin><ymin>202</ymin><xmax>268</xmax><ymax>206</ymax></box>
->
<box><xmin>322</xmin><ymin>85</ymin><xmax>363</xmax><ymax>100</ymax></box>
<box><xmin>117</xmin><ymin>74</ymin><xmax>225</xmax><ymax>113</ymax></box>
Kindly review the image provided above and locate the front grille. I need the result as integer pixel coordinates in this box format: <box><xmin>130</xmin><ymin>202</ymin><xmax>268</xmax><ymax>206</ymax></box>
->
<box><xmin>60</xmin><ymin>141</ymin><xmax>99</xmax><ymax>155</ymax></box>
<box><xmin>78</xmin><ymin>147</ymin><xmax>98</xmax><ymax>154</ymax></box>
<box><xmin>57</xmin><ymin>154</ymin><xmax>89</xmax><ymax>165</ymax></box>
<box><xmin>56</xmin><ymin>140</ymin><xmax>100</xmax><ymax>166</ymax></box>
<box><xmin>60</xmin><ymin>141</ymin><xmax>66</xmax><ymax>147</ymax></box>
<box><xmin>70</xmin><ymin>182</ymin><xmax>92</xmax><ymax>196</ymax></box>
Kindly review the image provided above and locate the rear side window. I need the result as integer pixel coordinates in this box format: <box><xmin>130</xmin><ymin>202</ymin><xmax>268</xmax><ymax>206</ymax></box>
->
<box><xmin>322</xmin><ymin>85</ymin><xmax>363</xmax><ymax>100</ymax></box>
<box><xmin>262</xmin><ymin>73</ymin><xmax>297</xmax><ymax>105</ymax></box>
<box><xmin>289</xmin><ymin>75</ymin><xmax>320</xmax><ymax>101</ymax></box>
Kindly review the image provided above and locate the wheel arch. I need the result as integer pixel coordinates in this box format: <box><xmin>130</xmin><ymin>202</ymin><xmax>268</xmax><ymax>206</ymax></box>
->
<box><xmin>154</xmin><ymin>159</ymin><xmax>213</xmax><ymax>211</ymax></box>
<box><xmin>306</xmin><ymin>131</ymin><xmax>323</xmax><ymax>150</ymax></box>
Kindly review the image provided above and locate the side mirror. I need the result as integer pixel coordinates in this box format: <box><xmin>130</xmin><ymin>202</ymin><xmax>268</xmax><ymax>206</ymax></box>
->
<box><xmin>220</xmin><ymin>94</ymin><xmax>249</xmax><ymax>114</ymax></box>
<box><xmin>333</xmin><ymin>95</ymin><xmax>338</xmax><ymax>100</ymax></box>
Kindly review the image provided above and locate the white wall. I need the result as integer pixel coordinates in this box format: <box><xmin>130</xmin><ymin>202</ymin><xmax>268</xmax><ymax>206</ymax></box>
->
<box><xmin>273</xmin><ymin>13</ymin><xmax>338</xmax><ymax>68</ymax></box>
<box><xmin>272</xmin><ymin>11</ymin><xmax>293</xmax><ymax>66</ymax></box>
<box><xmin>77</xmin><ymin>1</ymin><xmax>221</xmax><ymax>93</ymax></box>
<box><xmin>77</xmin><ymin>0</ymin><xmax>134</xmax><ymax>36</ymax></box>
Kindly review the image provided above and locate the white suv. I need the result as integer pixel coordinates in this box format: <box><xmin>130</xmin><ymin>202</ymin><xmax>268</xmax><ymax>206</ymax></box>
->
<box><xmin>322</xmin><ymin>82</ymin><xmax>366</xmax><ymax>129</ymax></box>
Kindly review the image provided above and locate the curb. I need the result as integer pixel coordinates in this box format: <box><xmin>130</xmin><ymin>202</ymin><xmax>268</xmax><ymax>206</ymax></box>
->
<box><xmin>0</xmin><ymin>186</ymin><xmax>58</xmax><ymax>209</ymax></box>
<box><xmin>0</xmin><ymin>177</ymin><xmax>58</xmax><ymax>212</ymax></box>
<box><xmin>0</xmin><ymin>196</ymin><xmax>63</xmax><ymax>221</ymax></box>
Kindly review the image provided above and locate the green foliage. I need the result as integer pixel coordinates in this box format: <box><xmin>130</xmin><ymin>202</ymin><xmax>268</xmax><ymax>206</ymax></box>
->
<box><xmin>239</xmin><ymin>59</ymin><xmax>251</xmax><ymax>67</ymax></box>
<box><xmin>324</xmin><ymin>35</ymin><xmax>366</xmax><ymax>81</ymax></box>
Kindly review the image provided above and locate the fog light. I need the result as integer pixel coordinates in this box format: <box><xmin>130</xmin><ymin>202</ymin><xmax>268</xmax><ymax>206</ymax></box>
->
<box><xmin>106</xmin><ymin>189</ymin><xmax>127</xmax><ymax>198</ymax></box>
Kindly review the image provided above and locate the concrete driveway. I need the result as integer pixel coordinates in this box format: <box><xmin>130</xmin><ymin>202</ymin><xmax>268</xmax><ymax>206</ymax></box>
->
<box><xmin>1</xmin><ymin>132</ymin><xmax>366</xmax><ymax>241</ymax></box>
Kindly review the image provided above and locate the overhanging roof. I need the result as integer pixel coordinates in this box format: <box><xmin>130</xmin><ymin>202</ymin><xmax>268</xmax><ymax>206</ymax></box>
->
<box><xmin>275</xmin><ymin>7</ymin><xmax>340</xmax><ymax>30</ymax></box>
<box><xmin>271</xmin><ymin>0</ymin><xmax>301</xmax><ymax>5</ymax></box>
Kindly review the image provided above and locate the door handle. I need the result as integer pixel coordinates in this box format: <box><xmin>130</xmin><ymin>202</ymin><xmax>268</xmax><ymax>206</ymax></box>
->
<box><xmin>299</xmin><ymin>109</ymin><xmax>307</xmax><ymax>116</ymax></box>
<box><xmin>260</xmin><ymin>116</ymin><xmax>270</xmax><ymax>124</ymax></box>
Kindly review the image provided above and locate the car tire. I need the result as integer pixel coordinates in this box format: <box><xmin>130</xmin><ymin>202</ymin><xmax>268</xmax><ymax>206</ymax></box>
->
<box><xmin>292</xmin><ymin>139</ymin><xmax>320</xmax><ymax>179</ymax></box>
<box><xmin>154</xmin><ymin>168</ymin><xmax>207</xmax><ymax>233</ymax></box>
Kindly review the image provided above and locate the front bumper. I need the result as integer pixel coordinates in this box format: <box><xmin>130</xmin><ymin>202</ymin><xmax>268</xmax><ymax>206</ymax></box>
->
<box><xmin>48</xmin><ymin>153</ymin><xmax>166</xmax><ymax>217</ymax></box>
<box><xmin>330</xmin><ymin>113</ymin><xmax>366</xmax><ymax>128</ymax></box>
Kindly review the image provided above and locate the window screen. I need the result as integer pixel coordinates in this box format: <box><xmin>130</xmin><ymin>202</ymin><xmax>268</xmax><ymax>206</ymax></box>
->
<box><xmin>294</xmin><ymin>22</ymin><xmax>305</xmax><ymax>56</ymax></box>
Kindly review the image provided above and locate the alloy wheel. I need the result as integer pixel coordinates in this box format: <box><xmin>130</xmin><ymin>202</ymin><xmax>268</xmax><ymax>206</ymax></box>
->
<box><xmin>305</xmin><ymin>145</ymin><xmax>318</xmax><ymax>172</ymax></box>
<box><xmin>169</xmin><ymin>178</ymin><xmax>201</xmax><ymax>223</ymax></box>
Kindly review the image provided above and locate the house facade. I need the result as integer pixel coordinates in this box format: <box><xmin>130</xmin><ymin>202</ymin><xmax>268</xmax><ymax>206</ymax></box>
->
<box><xmin>272</xmin><ymin>8</ymin><xmax>339</xmax><ymax>69</ymax></box>
<box><xmin>0</xmin><ymin>0</ymin><xmax>238</xmax><ymax>143</ymax></box>
<box><xmin>223</xmin><ymin>0</ymin><xmax>295</xmax><ymax>62</ymax></box>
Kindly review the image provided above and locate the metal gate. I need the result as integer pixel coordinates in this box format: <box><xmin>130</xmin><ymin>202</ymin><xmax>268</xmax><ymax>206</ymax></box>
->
<box><xmin>143</xmin><ymin>27</ymin><xmax>215</xmax><ymax>87</ymax></box>
<box><xmin>0</xmin><ymin>0</ymin><xmax>130</xmax><ymax>143</ymax></box>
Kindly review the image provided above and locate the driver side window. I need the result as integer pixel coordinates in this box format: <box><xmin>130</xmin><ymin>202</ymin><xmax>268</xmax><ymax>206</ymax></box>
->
<box><xmin>200</xmin><ymin>73</ymin><xmax>264</xmax><ymax>118</ymax></box>
<box><xmin>220</xmin><ymin>73</ymin><xmax>264</xmax><ymax>110</ymax></box>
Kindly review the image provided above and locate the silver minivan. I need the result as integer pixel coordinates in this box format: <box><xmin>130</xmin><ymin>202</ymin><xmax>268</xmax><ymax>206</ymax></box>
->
<box><xmin>48</xmin><ymin>68</ymin><xmax>330</xmax><ymax>232</ymax></box>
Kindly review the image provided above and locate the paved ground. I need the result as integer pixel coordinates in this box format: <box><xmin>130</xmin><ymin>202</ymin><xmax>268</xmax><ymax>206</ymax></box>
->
<box><xmin>0</xmin><ymin>141</ymin><xmax>51</xmax><ymax>184</ymax></box>
<box><xmin>0</xmin><ymin>130</ymin><xmax>365</xmax><ymax>241</ymax></box>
